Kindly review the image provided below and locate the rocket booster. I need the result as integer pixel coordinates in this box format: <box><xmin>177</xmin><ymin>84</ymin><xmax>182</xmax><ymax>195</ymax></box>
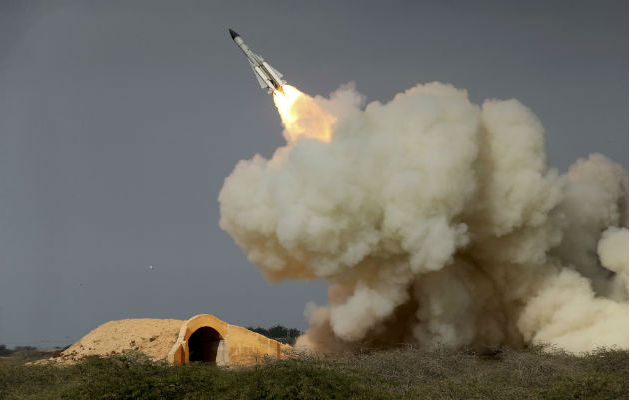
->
<box><xmin>229</xmin><ymin>29</ymin><xmax>286</xmax><ymax>94</ymax></box>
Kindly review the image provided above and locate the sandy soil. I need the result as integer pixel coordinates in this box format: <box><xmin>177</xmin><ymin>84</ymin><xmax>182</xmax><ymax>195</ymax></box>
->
<box><xmin>42</xmin><ymin>318</ymin><xmax>184</xmax><ymax>364</ymax></box>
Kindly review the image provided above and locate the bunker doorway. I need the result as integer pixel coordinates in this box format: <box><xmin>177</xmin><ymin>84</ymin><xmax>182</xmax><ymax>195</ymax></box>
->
<box><xmin>188</xmin><ymin>327</ymin><xmax>222</xmax><ymax>363</ymax></box>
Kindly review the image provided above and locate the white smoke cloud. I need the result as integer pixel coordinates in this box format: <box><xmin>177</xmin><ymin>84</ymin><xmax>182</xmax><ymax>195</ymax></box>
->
<box><xmin>598</xmin><ymin>227</ymin><xmax>629</xmax><ymax>297</ymax></box>
<box><xmin>219</xmin><ymin>82</ymin><xmax>628</xmax><ymax>353</ymax></box>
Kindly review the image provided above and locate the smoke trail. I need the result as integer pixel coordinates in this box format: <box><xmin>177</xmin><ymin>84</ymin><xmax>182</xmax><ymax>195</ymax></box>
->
<box><xmin>219</xmin><ymin>82</ymin><xmax>628</xmax><ymax>353</ymax></box>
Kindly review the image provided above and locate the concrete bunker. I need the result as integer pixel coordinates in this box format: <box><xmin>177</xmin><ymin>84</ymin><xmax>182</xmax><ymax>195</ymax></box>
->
<box><xmin>168</xmin><ymin>314</ymin><xmax>292</xmax><ymax>366</ymax></box>
<box><xmin>48</xmin><ymin>314</ymin><xmax>292</xmax><ymax>367</ymax></box>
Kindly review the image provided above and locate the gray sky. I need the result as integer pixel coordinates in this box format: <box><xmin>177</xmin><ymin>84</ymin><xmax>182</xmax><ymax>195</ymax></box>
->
<box><xmin>0</xmin><ymin>0</ymin><xmax>627</xmax><ymax>348</ymax></box>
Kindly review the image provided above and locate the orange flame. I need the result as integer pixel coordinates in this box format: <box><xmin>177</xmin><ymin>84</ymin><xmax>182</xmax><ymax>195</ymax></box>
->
<box><xmin>273</xmin><ymin>85</ymin><xmax>335</xmax><ymax>143</ymax></box>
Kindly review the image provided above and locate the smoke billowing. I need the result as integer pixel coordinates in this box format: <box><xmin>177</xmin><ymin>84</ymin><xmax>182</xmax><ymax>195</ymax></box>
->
<box><xmin>219</xmin><ymin>82</ymin><xmax>628</xmax><ymax>353</ymax></box>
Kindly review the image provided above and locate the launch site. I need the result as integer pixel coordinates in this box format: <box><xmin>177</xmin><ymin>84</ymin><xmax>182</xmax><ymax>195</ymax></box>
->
<box><xmin>0</xmin><ymin>1</ymin><xmax>628</xmax><ymax>399</ymax></box>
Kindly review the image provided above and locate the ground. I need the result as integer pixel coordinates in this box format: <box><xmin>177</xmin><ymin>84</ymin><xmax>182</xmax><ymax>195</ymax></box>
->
<box><xmin>0</xmin><ymin>346</ymin><xmax>627</xmax><ymax>399</ymax></box>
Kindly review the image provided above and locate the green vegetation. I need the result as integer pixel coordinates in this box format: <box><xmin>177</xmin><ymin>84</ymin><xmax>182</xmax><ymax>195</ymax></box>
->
<box><xmin>0</xmin><ymin>346</ymin><xmax>38</xmax><ymax>357</ymax></box>
<box><xmin>0</xmin><ymin>346</ymin><xmax>60</xmax><ymax>363</ymax></box>
<box><xmin>245</xmin><ymin>325</ymin><xmax>302</xmax><ymax>345</ymax></box>
<box><xmin>0</xmin><ymin>346</ymin><xmax>627</xmax><ymax>399</ymax></box>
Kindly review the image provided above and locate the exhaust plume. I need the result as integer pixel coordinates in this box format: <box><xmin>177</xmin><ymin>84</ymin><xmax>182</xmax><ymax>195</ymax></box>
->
<box><xmin>219</xmin><ymin>82</ymin><xmax>628</xmax><ymax>353</ymax></box>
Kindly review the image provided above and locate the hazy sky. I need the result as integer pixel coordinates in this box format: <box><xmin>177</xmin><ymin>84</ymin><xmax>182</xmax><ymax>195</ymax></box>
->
<box><xmin>0</xmin><ymin>0</ymin><xmax>627</xmax><ymax>347</ymax></box>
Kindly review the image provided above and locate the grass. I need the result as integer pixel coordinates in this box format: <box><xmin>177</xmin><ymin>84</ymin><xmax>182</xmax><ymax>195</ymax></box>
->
<box><xmin>0</xmin><ymin>346</ymin><xmax>626</xmax><ymax>399</ymax></box>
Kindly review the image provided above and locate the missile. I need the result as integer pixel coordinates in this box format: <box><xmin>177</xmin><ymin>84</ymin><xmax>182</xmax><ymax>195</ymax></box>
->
<box><xmin>229</xmin><ymin>28</ymin><xmax>286</xmax><ymax>94</ymax></box>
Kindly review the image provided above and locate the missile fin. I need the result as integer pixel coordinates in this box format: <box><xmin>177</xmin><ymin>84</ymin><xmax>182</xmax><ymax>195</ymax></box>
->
<box><xmin>267</xmin><ymin>64</ymin><xmax>283</xmax><ymax>79</ymax></box>
<box><xmin>253</xmin><ymin>68</ymin><xmax>268</xmax><ymax>88</ymax></box>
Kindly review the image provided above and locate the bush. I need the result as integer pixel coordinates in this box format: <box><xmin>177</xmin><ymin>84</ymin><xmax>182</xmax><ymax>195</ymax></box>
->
<box><xmin>0</xmin><ymin>347</ymin><xmax>627</xmax><ymax>399</ymax></box>
<box><xmin>245</xmin><ymin>325</ymin><xmax>302</xmax><ymax>345</ymax></box>
<box><xmin>0</xmin><ymin>345</ymin><xmax>12</xmax><ymax>357</ymax></box>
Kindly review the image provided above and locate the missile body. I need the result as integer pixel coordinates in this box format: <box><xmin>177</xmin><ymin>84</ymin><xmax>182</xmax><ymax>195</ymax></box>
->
<box><xmin>229</xmin><ymin>29</ymin><xmax>285</xmax><ymax>94</ymax></box>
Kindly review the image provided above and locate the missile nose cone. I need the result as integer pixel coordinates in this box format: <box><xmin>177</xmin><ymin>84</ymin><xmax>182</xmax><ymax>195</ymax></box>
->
<box><xmin>229</xmin><ymin>29</ymin><xmax>240</xmax><ymax>40</ymax></box>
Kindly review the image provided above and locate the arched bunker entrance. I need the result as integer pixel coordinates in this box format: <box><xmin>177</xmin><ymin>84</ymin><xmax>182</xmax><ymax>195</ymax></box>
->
<box><xmin>168</xmin><ymin>314</ymin><xmax>230</xmax><ymax>366</ymax></box>
<box><xmin>188</xmin><ymin>327</ymin><xmax>222</xmax><ymax>363</ymax></box>
<box><xmin>167</xmin><ymin>314</ymin><xmax>292</xmax><ymax>366</ymax></box>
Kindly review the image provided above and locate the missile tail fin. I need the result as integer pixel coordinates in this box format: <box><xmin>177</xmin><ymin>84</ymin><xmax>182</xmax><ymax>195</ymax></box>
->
<box><xmin>253</xmin><ymin>69</ymin><xmax>267</xmax><ymax>88</ymax></box>
<box><xmin>267</xmin><ymin>64</ymin><xmax>283</xmax><ymax>79</ymax></box>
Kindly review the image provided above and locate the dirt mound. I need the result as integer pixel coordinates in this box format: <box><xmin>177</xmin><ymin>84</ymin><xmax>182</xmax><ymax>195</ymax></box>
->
<box><xmin>49</xmin><ymin>318</ymin><xmax>184</xmax><ymax>363</ymax></box>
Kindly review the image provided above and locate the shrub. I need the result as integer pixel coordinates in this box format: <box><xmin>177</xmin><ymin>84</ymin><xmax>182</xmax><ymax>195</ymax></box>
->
<box><xmin>0</xmin><ymin>347</ymin><xmax>627</xmax><ymax>399</ymax></box>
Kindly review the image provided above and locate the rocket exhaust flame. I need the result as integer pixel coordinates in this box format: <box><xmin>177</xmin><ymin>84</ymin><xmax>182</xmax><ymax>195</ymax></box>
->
<box><xmin>273</xmin><ymin>85</ymin><xmax>335</xmax><ymax>143</ymax></box>
<box><xmin>272</xmin><ymin>85</ymin><xmax>301</xmax><ymax>125</ymax></box>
